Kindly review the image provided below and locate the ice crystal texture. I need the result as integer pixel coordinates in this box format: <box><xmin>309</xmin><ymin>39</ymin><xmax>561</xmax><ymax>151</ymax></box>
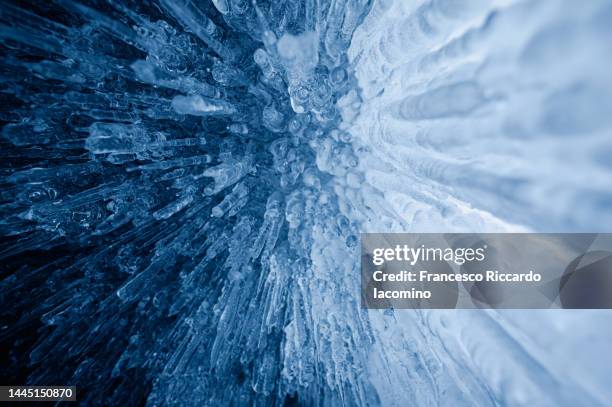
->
<box><xmin>1</xmin><ymin>0</ymin><xmax>611</xmax><ymax>406</ymax></box>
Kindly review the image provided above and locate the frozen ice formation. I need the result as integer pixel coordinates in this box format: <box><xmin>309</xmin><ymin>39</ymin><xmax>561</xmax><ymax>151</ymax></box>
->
<box><xmin>1</xmin><ymin>0</ymin><xmax>612</xmax><ymax>406</ymax></box>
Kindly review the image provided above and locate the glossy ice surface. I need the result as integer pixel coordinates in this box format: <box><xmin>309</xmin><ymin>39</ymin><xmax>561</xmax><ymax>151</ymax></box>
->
<box><xmin>1</xmin><ymin>0</ymin><xmax>611</xmax><ymax>405</ymax></box>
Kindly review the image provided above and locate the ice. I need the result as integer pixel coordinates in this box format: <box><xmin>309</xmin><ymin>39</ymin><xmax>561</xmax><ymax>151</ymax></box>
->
<box><xmin>1</xmin><ymin>0</ymin><xmax>611</xmax><ymax>406</ymax></box>
<box><xmin>347</xmin><ymin>0</ymin><xmax>612</xmax><ymax>405</ymax></box>
<box><xmin>211</xmin><ymin>182</ymin><xmax>248</xmax><ymax>218</ymax></box>
<box><xmin>171</xmin><ymin>95</ymin><xmax>237</xmax><ymax>116</ymax></box>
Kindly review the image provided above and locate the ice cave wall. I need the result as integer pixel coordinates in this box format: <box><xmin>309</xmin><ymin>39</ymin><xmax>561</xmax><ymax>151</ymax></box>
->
<box><xmin>0</xmin><ymin>0</ymin><xmax>611</xmax><ymax>406</ymax></box>
<box><xmin>346</xmin><ymin>1</ymin><xmax>612</xmax><ymax>406</ymax></box>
